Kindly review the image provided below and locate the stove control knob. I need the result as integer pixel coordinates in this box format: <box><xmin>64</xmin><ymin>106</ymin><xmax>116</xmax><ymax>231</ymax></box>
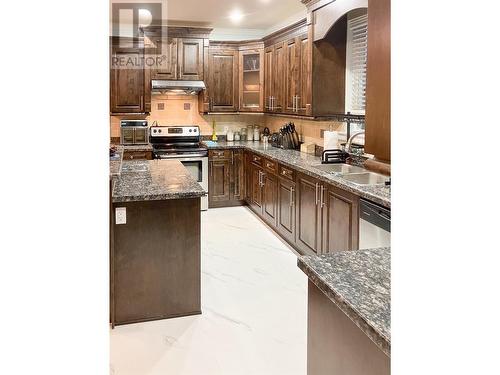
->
<box><xmin>158</xmin><ymin>129</ymin><xmax>162</xmax><ymax>133</ymax></box>
<box><xmin>189</xmin><ymin>129</ymin><xmax>192</xmax><ymax>133</ymax></box>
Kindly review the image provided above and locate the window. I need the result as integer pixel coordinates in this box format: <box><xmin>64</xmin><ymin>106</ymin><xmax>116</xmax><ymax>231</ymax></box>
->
<box><xmin>345</xmin><ymin>12</ymin><xmax>368</xmax><ymax>115</ymax></box>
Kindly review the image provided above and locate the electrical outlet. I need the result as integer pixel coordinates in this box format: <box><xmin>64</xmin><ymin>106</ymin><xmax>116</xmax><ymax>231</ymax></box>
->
<box><xmin>320</xmin><ymin>129</ymin><xmax>326</xmax><ymax>138</ymax></box>
<box><xmin>184</xmin><ymin>103</ymin><xmax>191</xmax><ymax>111</ymax></box>
<box><xmin>115</xmin><ymin>207</ymin><xmax>127</xmax><ymax>225</ymax></box>
<box><xmin>157</xmin><ymin>102</ymin><xmax>165</xmax><ymax>111</ymax></box>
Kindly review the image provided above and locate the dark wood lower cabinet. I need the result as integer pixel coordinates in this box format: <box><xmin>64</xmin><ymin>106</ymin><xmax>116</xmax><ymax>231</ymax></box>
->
<box><xmin>296</xmin><ymin>173</ymin><xmax>322</xmax><ymax>255</ymax></box>
<box><xmin>262</xmin><ymin>172</ymin><xmax>278</xmax><ymax>227</ymax></box>
<box><xmin>208</xmin><ymin>150</ymin><xmax>246</xmax><ymax>208</ymax></box>
<box><xmin>244</xmin><ymin>151</ymin><xmax>253</xmax><ymax>203</ymax></box>
<box><xmin>122</xmin><ymin>151</ymin><xmax>153</xmax><ymax>161</ymax></box>
<box><xmin>209</xmin><ymin>150</ymin><xmax>360</xmax><ymax>256</ymax></box>
<box><xmin>277</xmin><ymin>177</ymin><xmax>296</xmax><ymax>244</ymax></box>
<box><xmin>231</xmin><ymin>150</ymin><xmax>244</xmax><ymax>201</ymax></box>
<box><xmin>322</xmin><ymin>186</ymin><xmax>359</xmax><ymax>253</ymax></box>
<box><xmin>250</xmin><ymin>164</ymin><xmax>264</xmax><ymax>212</ymax></box>
<box><xmin>209</xmin><ymin>159</ymin><xmax>231</xmax><ymax>203</ymax></box>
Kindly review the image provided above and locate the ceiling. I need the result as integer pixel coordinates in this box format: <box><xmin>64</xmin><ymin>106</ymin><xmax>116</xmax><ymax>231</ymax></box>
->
<box><xmin>162</xmin><ymin>0</ymin><xmax>305</xmax><ymax>30</ymax></box>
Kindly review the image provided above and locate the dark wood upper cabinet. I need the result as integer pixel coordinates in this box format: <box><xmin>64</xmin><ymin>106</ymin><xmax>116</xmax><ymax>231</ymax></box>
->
<box><xmin>284</xmin><ymin>37</ymin><xmax>300</xmax><ymax>114</ymax></box>
<box><xmin>239</xmin><ymin>47</ymin><xmax>264</xmax><ymax>112</ymax></box>
<box><xmin>283</xmin><ymin>32</ymin><xmax>312</xmax><ymax>115</ymax></box>
<box><xmin>150</xmin><ymin>37</ymin><xmax>178</xmax><ymax>80</ymax></box>
<box><xmin>263</xmin><ymin>46</ymin><xmax>274</xmax><ymax>111</ymax></box>
<box><xmin>178</xmin><ymin>38</ymin><xmax>204</xmax><ymax>81</ymax></box>
<box><xmin>365</xmin><ymin>0</ymin><xmax>391</xmax><ymax>162</ymax></box>
<box><xmin>298</xmin><ymin>32</ymin><xmax>312</xmax><ymax>115</ymax></box>
<box><xmin>321</xmin><ymin>186</ymin><xmax>359</xmax><ymax>253</ymax></box>
<box><xmin>208</xmin><ymin>47</ymin><xmax>239</xmax><ymax>112</ymax></box>
<box><xmin>110</xmin><ymin>47</ymin><xmax>145</xmax><ymax>114</ymax></box>
<box><xmin>272</xmin><ymin>42</ymin><xmax>286</xmax><ymax>113</ymax></box>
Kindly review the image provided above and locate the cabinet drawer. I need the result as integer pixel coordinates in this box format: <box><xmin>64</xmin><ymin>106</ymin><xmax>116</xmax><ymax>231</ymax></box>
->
<box><xmin>251</xmin><ymin>153</ymin><xmax>263</xmax><ymax>166</ymax></box>
<box><xmin>123</xmin><ymin>151</ymin><xmax>153</xmax><ymax>160</ymax></box>
<box><xmin>263</xmin><ymin>159</ymin><xmax>278</xmax><ymax>174</ymax></box>
<box><xmin>278</xmin><ymin>165</ymin><xmax>295</xmax><ymax>181</ymax></box>
<box><xmin>209</xmin><ymin>150</ymin><xmax>232</xmax><ymax>160</ymax></box>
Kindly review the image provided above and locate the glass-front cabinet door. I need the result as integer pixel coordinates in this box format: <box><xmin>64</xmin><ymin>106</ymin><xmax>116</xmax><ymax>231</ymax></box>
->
<box><xmin>239</xmin><ymin>48</ymin><xmax>264</xmax><ymax>112</ymax></box>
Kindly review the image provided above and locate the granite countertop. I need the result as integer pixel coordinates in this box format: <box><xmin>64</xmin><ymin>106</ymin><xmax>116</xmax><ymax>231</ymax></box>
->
<box><xmin>110</xmin><ymin>143</ymin><xmax>154</xmax><ymax>152</ymax></box>
<box><xmin>112</xmin><ymin>159</ymin><xmax>206</xmax><ymax>203</ymax></box>
<box><xmin>110</xmin><ymin>146</ymin><xmax>124</xmax><ymax>179</ymax></box>
<box><xmin>298</xmin><ymin>247</ymin><xmax>391</xmax><ymax>356</ymax></box>
<box><xmin>203</xmin><ymin>141</ymin><xmax>390</xmax><ymax>208</ymax></box>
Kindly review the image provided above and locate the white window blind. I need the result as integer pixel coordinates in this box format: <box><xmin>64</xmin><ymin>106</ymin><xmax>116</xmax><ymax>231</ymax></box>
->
<box><xmin>345</xmin><ymin>13</ymin><xmax>368</xmax><ymax>114</ymax></box>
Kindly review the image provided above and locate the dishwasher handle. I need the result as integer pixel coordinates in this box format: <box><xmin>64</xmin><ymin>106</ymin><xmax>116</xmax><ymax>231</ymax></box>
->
<box><xmin>360</xmin><ymin>199</ymin><xmax>391</xmax><ymax>233</ymax></box>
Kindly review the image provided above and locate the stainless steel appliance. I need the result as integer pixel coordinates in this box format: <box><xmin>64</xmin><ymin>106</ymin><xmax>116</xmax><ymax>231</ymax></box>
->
<box><xmin>120</xmin><ymin>120</ymin><xmax>149</xmax><ymax>145</ymax></box>
<box><xmin>150</xmin><ymin>125</ymin><xmax>208</xmax><ymax>211</ymax></box>
<box><xmin>151</xmin><ymin>80</ymin><xmax>206</xmax><ymax>95</ymax></box>
<box><xmin>359</xmin><ymin>199</ymin><xmax>391</xmax><ymax>249</ymax></box>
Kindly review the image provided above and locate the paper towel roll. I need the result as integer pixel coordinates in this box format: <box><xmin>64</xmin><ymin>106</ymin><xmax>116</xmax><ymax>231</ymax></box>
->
<box><xmin>324</xmin><ymin>131</ymin><xmax>339</xmax><ymax>150</ymax></box>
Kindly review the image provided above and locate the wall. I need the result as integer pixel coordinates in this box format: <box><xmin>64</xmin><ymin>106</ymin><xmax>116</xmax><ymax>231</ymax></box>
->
<box><xmin>264</xmin><ymin>116</ymin><xmax>347</xmax><ymax>147</ymax></box>
<box><xmin>110</xmin><ymin>95</ymin><xmax>265</xmax><ymax>139</ymax></box>
<box><xmin>110</xmin><ymin>94</ymin><xmax>359</xmax><ymax>147</ymax></box>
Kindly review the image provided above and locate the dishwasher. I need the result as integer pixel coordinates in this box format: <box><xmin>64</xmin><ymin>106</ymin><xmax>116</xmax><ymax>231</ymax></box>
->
<box><xmin>359</xmin><ymin>199</ymin><xmax>391</xmax><ymax>249</ymax></box>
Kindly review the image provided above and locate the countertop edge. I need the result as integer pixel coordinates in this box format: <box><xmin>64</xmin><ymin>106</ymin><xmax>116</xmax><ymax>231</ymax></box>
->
<box><xmin>297</xmin><ymin>258</ymin><xmax>391</xmax><ymax>357</ymax></box>
<box><xmin>112</xmin><ymin>192</ymin><xmax>206</xmax><ymax>204</ymax></box>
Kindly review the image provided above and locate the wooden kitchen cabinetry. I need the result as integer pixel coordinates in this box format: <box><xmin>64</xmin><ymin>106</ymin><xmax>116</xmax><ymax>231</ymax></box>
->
<box><xmin>239</xmin><ymin>46</ymin><xmax>264</xmax><ymax>112</ymax></box>
<box><xmin>296</xmin><ymin>173</ymin><xmax>323</xmax><ymax>254</ymax></box>
<box><xmin>209</xmin><ymin>150</ymin><xmax>360</xmax><ymax>255</ymax></box>
<box><xmin>322</xmin><ymin>185</ymin><xmax>359</xmax><ymax>253</ymax></box>
<box><xmin>122</xmin><ymin>151</ymin><xmax>153</xmax><ymax>161</ymax></box>
<box><xmin>296</xmin><ymin>172</ymin><xmax>359</xmax><ymax>255</ymax></box>
<box><xmin>277</xmin><ymin>166</ymin><xmax>297</xmax><ymax>244</ymax></box>
<box><xmin>365</xmin><ymin>0</ymin><xmax>391</xmax><ymax>162</ymax></box>
<box><xmin>110</xmin><ymin>38</ymin><xmax>146</xmax><ymax>114</ymax></box>
<box><xmin>208</xmin><ymin>150</ymin><xmax>245</xmax><ymax>207</ymax></box>
<box><xmin>207</xmin><ymin>45</ymin><xmax>239</xmax><ymax>112</ymax></box>
<box><xmin>248</xmin><ymin>154</ymin><xmax>279</xmax><ymax>228</ymax></box>
<box><xmin>284</xmin><ymin>32</ymin><xmax>312</xmax><ymax>115</ymax></box>
<box><xmin>264</xmin><ymin>42</ymin><xmax>285</xmax><ymax>113</ymax></box>
<box><xmin>263</xmin><ymin>18</ymin><xmax>347</xmax><ymax>117</ymax></box>
<box><xmin>146</xmin><ymin>37</ymin><xmax>205</xmax><ymax>81</ymax></box>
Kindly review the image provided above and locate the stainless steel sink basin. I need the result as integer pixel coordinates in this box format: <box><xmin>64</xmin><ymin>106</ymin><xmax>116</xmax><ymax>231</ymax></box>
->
<box><xmin>342</xmin><ymin>172</ymin><xmax>388</xmax><ymax>186</ymax></box>
<box><xmin>313</xmin><ymin>163</ymin><xmax>366</xmax><ymax>174</ymax></box>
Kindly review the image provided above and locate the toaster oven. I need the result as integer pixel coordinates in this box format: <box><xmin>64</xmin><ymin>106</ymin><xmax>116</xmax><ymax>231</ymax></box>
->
<box><xmin>120</xmin><ymin>120</ymin><xmax>149</xmax><ymax>145</ymax></box>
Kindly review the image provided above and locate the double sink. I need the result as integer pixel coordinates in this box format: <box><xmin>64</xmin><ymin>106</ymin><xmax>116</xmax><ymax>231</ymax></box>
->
<box><xmin>313</xmin><ymin>164</ymin><xmax>389</xmax><ymax>186</ymax></box>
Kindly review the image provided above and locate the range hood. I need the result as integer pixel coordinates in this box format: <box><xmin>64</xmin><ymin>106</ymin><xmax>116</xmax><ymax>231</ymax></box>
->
<box><xmin>151</xmin><ymin>80</ymin><xmax>206</xmax><ymax>95</ymax></box>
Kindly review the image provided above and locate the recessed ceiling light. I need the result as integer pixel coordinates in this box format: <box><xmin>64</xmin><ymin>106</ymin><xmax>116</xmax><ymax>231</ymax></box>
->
<box><xmin>138</xmin><ymin>9</ymin><xmax>152</xmax><ymax>27</ymax></box>
<box><xmin>229</xmin><ymin>9</ymin><xmax>244</xmax><ymax>24</ymax></box>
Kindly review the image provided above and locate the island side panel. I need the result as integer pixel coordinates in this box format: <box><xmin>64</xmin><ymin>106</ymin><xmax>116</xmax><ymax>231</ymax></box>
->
<box><xmin>112</xmin><ymin>198</ymin><xmax>201</xmax><ymax>326</ymax></box>
<box><xmin>307</xmin><ymin>281</ymin><xmax>390</xmax><ymax>375</ymax></box>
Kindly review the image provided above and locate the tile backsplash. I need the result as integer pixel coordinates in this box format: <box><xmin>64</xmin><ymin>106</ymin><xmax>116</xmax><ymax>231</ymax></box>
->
<box><xmin>110</xmin><ymin>95</ymin><xmax>358</xmax><ymax>148</ymax></box>
<box><xmin>110</xmin><ymin>95</ymin><xmax>264</xmax><ymax>138</ymax></box>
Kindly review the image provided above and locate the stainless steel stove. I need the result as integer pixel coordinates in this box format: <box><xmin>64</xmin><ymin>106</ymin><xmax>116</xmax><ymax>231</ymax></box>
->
<box><xmin>150</xmin><ymin>125</ymin><xmax>208</xmax><ymax>210</ymax></box>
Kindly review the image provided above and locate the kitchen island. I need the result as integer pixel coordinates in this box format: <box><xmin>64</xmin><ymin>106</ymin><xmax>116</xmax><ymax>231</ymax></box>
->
<box><xmin>110</xmin><ymin>159</ymin><xmax>206</xmax><ymax>327</ymax></box>
<box><xmin>298</xmin><ymin>247</ymin><xmax>391</xmax><ymax>375</ymax></box>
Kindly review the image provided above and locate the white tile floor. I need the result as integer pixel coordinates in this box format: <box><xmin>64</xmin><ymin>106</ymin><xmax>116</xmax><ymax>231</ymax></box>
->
<box><xmin>110</xmin><ymin>206</ymin><xmax>308</xmax><ymax>375</ymax></box>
